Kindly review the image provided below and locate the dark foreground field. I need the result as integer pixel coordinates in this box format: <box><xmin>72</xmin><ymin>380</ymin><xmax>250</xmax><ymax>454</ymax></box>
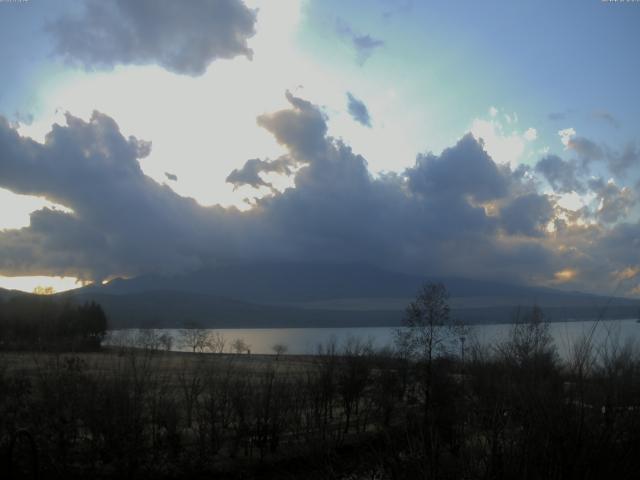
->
<box><xmin>2</xmin><ymin>328</ymin><xmax>640</xmax><ymax>480</ymax></box>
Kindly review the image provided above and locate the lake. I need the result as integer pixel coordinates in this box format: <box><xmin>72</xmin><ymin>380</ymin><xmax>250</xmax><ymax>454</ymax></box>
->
<box><xmin>106</xmin><ymin>318</ymin><xmax>640</xmax><ymax>360</ymax></box>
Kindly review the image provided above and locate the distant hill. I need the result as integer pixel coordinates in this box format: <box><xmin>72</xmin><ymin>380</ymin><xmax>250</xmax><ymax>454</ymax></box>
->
<box><xmin>82</xmin><ymin>262</ymin><xmax>430</xmax><ymax>302</ymax></box>
<box><xmin>81</xmin><ymin>262</ymin><xmax>603</xmax><ymax>302</ymax></box>
<box><xmin>0</xmin><ymin>287</ymin><xmax>24</xmax><ymax>300</ymax></box>
<box><xmin>69</xmin><ymin>262</ymin><xmax>640</xmax><ymax>328</ymax></box>
<box><xmin>64</xmin><ymin>290</ymin><xmax>401</xmax><ymax>329</ymax></box>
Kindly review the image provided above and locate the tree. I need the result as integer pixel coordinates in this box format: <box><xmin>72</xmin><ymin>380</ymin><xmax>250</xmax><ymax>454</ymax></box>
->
<box><xmin>395</xmin><ymin>283</ymin><xmax>458</xmax><ymax>364</ymax></box>
<box><xmin>179</xmin><ymin>322</ymin><xmax>210</xmax><ymax>353</ymax></box>
<box><xmin>499</xmin><ymin>305</ymin><xmax>556</xmax><ymax>367</ymax></box>
<box><xmin>79</xmin><ymin>301</ymin><xmax>108</xmax><ymax>345</ymax></box>
<box><xmin>205</xmin><ymin>331</ymin><xmax>226</xmax><ymax>354</ymax></box>
<box><xmin>231</xmin><ymin>338</ymin><xmax>250</xmax><ymax>354</ymax></box>
<box><xmin>272</xmin><ymin>343</ymin><xmax>288</xmax><ymax>359</ymax></box>
<box><xmin>158</xmin><ymin>332</ymin><xmax>173</xmax><ymax>351</ymax></box>
<box><xmin>394</xmin><ymin>282</ymin><xmax>462</xmax><ymax>448</ymax></box>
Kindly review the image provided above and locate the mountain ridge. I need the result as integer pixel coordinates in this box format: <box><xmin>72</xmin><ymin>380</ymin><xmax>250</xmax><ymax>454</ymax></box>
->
<box><xmin>2</xmin><ymin>263</ymin><xmax>638</xmax><ymax>328</ymax></box>
<box><xmin>68</xmin><ymin>262</ymin><xmax>639</xmax><ymax>327</ymax></box>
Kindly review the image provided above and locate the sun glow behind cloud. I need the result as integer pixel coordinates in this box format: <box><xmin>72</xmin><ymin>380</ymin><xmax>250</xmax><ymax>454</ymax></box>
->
<box><xmin>0</xmin><ymin>275</ymin><xmax>84</xmax><ymax>294</ymax></box>
<box><xmin>0</xmin><ymin>188</ymin><xmax>73</xmax><ymax>230</ymax></box>
<box><xmin>0</xmin><ymin>0</ymin><xmax>308</xmax><ymax>291</ymax></box>
<box><xmin>17</xmin><ymin>0</ymin><xmax>306</xmax><ymax>210</ymax></box>
<box><xmin>470</xmin><ymin>108</ymin><xmax>538</xmax><ymax>167</ymax></box>
<box><xmin>1</xmin><ymin>0</ymin><xmax>639</xmax><ymax>298</ymax></box>
<box><xmin>11</xmin><ymin>0</ymin><xmax>426</xmax><ymax>214</ymax></box>
<box><xmin>554</xmin><ymin>268</ymin><xmax>578</xmax><ymax>283</ymax></box>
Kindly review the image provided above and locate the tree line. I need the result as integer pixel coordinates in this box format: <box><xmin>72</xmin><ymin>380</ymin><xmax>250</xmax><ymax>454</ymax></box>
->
<box><xmin>1</xmin><ymin>283</ymin><xmax>640</xmax><ymax>478</ymax></box>
<box><xmin>0</xmin><ymin>294</ymin><xmax>107</xmax><ymax>351</ymax></box>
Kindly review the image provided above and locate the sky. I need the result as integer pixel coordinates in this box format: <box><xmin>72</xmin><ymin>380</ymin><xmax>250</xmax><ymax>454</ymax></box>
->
<box><xmin>0</xmin><ymin>0</ymin><xmax>638</xmax><ymax>297</ymax></box>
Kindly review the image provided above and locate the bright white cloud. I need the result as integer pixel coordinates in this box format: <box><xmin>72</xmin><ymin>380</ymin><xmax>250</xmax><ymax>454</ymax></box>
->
<box><xmin>0</xmin><ymin>188</ymin><xmax>72</xmax><ymax>230</ymax></box>
<box><xmin>558</xmin><ymin>127</ymin><xmax>576</xmax><ymax>148</ymax></box>
<box><xmin>19</xmin><ymin>1</ymin><xmax>306</xmax><ymax>211</ymax></box>
<box><xmin>524</xmin><ymin>127</ymin><xmax>537</xmax><ymax>141</ymax></box>
<box><xmin>556</xmin><ymin>190</ymin><xmax>594</xmax><ymax>211</ymax></box>
<box><xmin>470</xmin><ymin>110</ymin><xmax>537</xmax><ymax>167</ymax></box>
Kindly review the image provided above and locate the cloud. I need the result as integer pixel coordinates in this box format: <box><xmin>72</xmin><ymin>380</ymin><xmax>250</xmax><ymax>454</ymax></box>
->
<box><xmin>346</xmin><ymin>92</ymin><xmax>372</xmax><ymax>127</ymax></box>
<box><xmin>593</xmin><ymin>110</ymin><xmax>620</xmax><ymax>129</ymax></box>
<box><xmin>523</xmin><ymin>128</ymin><xmax>537</xmax><ymax>141</ymax></box>
<box><xmin>470</xmin><ymin>116</ymin><xmax>536</xmax><ymax>167</ymax></box>
<box><xmin>500</xmin><ymin>193</ymin><xmax>554</xmax><ymax>237</ymax></box>
<box><xmin>587</xmin><ymin>178</ymin><xmax>636</xmax><ymax>224</ymax></box>
<box><xmin>336</xmin><ymin>19</ymin><xmax>384</xmax><ymax>65</ymax></box>
<box><xmin>13</xmin><ymin>111</ymin><xmax>34</xmax><ymax>126</ymax></box>
<box><xmin>0</xmin><ymin>93</ymin><xmax>638</xmax><ymax>296</ymax></box>
<box><xmin>256</xmin><ymin>91</ymin><xmax>328</xmax><ymax>161</ymax></box>
<box><xmin>613</xmin><ymin>265</ymin><xmax>640</xmax><ymax>282</ymax></box>
<box><xmin>535</xmin><ymin>154</ymin><xmax>585</xmax><ymax>194</ymax></box>
<box><xmin>558</xmin><ymin>127</ymin><xmax>576</xmax><ymax>147</ymax></box>
<box><xmin>48</xmin><ymin>0</ymin><xmax>257</xmax><ymax>76</ymax></box>
<box><xmin>380</xmin><ymin>0</ymin><xmax>413</xmax><ymax>20</ymax></box>
<box><xmin>566</xmin><ymin>136</ymin><xmax>605</xmax><ymax>165</ymax></box>
<box><xmin>352</xmin><ymin>35</ymin><xmax>385</xmax><ymax>64</ymax></box>
<box><xmin>226</xmin><ymin>156</ymin><xmax>295</xmax><ymax>190</ymax></box>
<box><xmin>548</xmin><ymin>112</ymin><xmax>566</xmax><ymax>121</ymax></box>
<box><xmin>407</xmin><ymin>134</ymin><xmax>509</xmax><ymax>204</ymax></box>
<box><xmin>0</xmin><ymin>112</ymin><xmax>239</xmax><ymax>280</ymax></box>
<box><xmin>607</xmin><ymin>142</ymin><xmax>639</xmax><ymax>177</ymax></box>
<box><xmin>559</xmin><ymin>128</ymin><xmax>639</xmax><ymax>177</ymax></box>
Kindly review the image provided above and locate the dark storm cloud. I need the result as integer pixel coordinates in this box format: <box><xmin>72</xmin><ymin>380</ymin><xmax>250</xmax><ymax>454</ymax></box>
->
<box><xmin>48</xmin><ymin>0</ymin><xmax>256</xmax><ymax>76</ymax></box>
<box><xmin>0</xmin><ymin>93</ymin><xmax>638</xmax><ymax>294</ymax></box>
<box><xmin>248</xmin><ymin>95</ymin><xmax>557</xmax><ymax>279</ymax></box>
<box><xmin>500</xmin><ymin>194</ymin><xmax>554</xmax><ymax>237</ymax></box>
<box><xmin>407</xmin><ymin>135</ymin><xmax>509</xmax><ymax>203</ymax></box>
<box><xmin>595</xmin><ymin>222</ymin><xmax>640</xmax><ymax>269</ymax></box>
<box><xmin>346</xmin><ymin>92</ymin><xmax>372</xmax><ymax>127</ymax></box>
<box><xmin>535</xmin><ymin>154</ymin><xmax>585</xmax><ymax>194</ymax></box>
<box><xmin>0</xmin><ymin>113</ymin><xmax>248</xmax><ymax>280</ymax></box>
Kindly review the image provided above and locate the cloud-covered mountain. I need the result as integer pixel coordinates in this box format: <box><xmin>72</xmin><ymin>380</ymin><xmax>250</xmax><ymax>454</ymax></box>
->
<box><xmin>72</xmin><ymin>262</ymin><xmax>640</xmax><ymax>328</ymax></box>
<box><xmin>0</xmin><ymin>92</ymin><xmax>638</xmax><ymax>297</ymax></box>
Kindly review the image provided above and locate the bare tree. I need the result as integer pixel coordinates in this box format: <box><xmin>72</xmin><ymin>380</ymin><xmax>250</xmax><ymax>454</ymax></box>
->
<box><xmin>394</xmin><ymin>282</ymin><xmax>461</xmax><ymax>464</ymax></box>
<box><xmin>499</xmin><ymin>305</ymin><xmax>556</xmax><ymax>367</ymax></box>
<box><xmin>205</xmin><ymin>331</ymin><xmax>226</xmax><ymax>354</ymax></box>
<box><xmin>231</xmin><ymin>338</ymin><xmax>250</xmax><ymax>354</ymax></box>
<box><xmin>158</xmin><ymin>331</ymin><xmax>173</xmax><ymax>351</ymax></box>
<box><xmin>134</xmin><ymin>329</ymin><xmax>159</xmax><ymax>351</ymax></box>
<box><xmin>179</xmin><ymin>323</ymin><xmax>210</xmax><ymax>353</ymax></box>
<box><xmin>394</xmin><ymin>282</ymin><xmax>460</xmax><ymax>365</ymax></box>
<box><xmin>272</xmin><ymin>343</ymin><xmax>288</xmax><ymax>359</ymax></box>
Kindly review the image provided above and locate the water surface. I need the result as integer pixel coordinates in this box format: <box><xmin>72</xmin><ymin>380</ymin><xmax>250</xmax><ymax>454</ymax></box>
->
<box><xmin>106</xmin><ymin>319</ymin><xmax>640</xmax><ymax>360</ymax></box>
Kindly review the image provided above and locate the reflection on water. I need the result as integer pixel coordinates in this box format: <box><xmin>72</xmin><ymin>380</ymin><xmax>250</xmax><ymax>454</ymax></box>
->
<box><xmin>105</xmin><ymin>319</ymin><xmax>640</xmax><ymax>360</ymax></box>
